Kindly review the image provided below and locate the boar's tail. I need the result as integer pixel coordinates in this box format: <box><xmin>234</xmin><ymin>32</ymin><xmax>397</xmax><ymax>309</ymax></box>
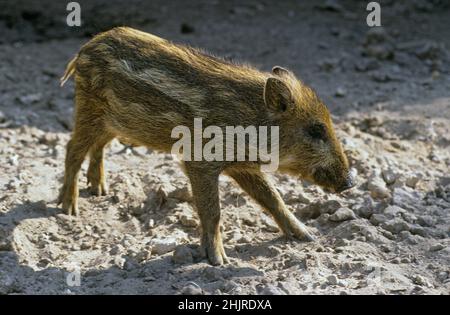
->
<box><xmin>60</xmin><ymin>55</ymin><xmax>78</xmax><ymax>87</ymax></box>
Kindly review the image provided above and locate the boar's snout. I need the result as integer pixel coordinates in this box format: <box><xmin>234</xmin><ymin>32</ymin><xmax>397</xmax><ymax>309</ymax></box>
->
<box><xmin>312</xmin><ymin>167</ymin><xmax>355</xmax><ymax>194</ymax></box>
<box><xmin>335</xmin><ymin>172</ymin><xmax>356</xmax><ymax>193</ymax></box>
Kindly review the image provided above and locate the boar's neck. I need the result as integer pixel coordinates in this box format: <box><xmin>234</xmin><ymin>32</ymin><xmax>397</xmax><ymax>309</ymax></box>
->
<box><xmin>204</xmin><ymin>74</ymin><xmax>271</xmax><ymax>127</ymax></box>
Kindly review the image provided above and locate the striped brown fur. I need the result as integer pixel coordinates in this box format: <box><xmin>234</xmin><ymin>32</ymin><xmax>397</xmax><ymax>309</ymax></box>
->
<box><xmin>59</xmin><ymin>27</ymin><xmax>353</xmax><ymax>265</ymax></box>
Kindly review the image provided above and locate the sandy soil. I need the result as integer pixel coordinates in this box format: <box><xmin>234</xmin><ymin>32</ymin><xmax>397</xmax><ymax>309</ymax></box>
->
<box><xmin>0</xmin><ymin>0</ymin><xmax>449</xmax><ymax>295</ymax></box>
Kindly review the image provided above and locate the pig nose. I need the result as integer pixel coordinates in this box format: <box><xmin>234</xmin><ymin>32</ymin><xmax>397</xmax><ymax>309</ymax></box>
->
<box><xmin>345</xmin><ymin>177</ymin><xmax>354</xmax><ymax>189</ymax></box>
<box><xmin>338</xmin><ymin>172</ymin><xmax>356</xmax><ymax>193</ymax></box>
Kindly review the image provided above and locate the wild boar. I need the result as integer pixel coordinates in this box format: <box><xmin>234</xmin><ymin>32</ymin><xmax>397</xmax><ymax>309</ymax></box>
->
<box><xmin>59</xmin><ymin>27</ymin><xmax>354</xmax><ymax>265</ymax></box>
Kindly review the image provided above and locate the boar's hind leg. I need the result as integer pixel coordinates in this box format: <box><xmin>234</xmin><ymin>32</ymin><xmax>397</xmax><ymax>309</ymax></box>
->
<box><xmin>87</xmin><ymin>134</ymin><xmax>114</xmax><ymax>196</ymax></box>
<box><xmin>58</xmin><ymin>94</ymin><xmax>110</xmax><ymax>216</ymax></box>
<box><xmin>226</xmin><ymin>169</ymin><xmax>315</xmax><ymax>242</ymax></box>
<box><xmin>184</xmin><ymin>163</ymin><xmax>228</xmax><ymax>266</ymax></box>
<box><xmin>59</xmin><ymin>134</ymin><xmax>90</xmax><ymax>216</ymax></box>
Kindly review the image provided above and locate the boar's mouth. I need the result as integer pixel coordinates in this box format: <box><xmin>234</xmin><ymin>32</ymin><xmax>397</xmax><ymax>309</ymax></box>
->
<box><xmin>311</xmin><ymin>167</ymin><xmax>354</xmax><ymax>194</ymax></box>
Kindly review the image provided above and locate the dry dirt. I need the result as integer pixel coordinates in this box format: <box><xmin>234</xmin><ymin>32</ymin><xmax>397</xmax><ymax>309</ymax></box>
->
<box><xmin>0</xmin><ymin>0</ymin><xmax>449</xmax><ymax>295</ymax></box>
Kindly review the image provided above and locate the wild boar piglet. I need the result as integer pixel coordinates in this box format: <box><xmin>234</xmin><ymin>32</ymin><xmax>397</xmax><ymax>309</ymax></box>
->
<box><xmin>59</xmin><ymin>27</ymin><xmax>354</xmax><ymax>265</ymax></box>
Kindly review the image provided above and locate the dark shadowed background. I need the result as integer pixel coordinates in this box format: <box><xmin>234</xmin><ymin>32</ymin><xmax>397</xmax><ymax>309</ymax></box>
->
<box><xmin>0</xmin><ymin>0</ymin><xmax>449</xmax><ymax>126</ymax></box>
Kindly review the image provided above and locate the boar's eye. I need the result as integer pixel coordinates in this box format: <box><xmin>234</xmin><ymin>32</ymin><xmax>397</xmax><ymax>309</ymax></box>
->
<box><xmin>279</xmin><ymin>98</ymin><xmax>289</xmax><ymax>112</ymax></box>
<box><xmin>306</xmin><ymin>123</ymin><xmax>327</xmax><ymax>141</ymax></box>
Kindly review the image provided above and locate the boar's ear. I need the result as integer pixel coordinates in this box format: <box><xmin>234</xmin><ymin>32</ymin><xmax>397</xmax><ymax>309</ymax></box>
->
<box><xmin>264</xmin><ymin>77</ymin><xmax>292</xmax><ymax>112</ymax></box>
<box><xmin>272</xmin><ymin>66</ymin><xmax>292</xmax><ymax>77</ymax></box>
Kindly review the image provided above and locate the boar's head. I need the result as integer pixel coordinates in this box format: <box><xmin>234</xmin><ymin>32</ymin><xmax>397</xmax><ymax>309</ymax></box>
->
<box><xmin>264</xmin><ymin>66</ymin><xmax>355</xmax><ymax>193</ymax></box>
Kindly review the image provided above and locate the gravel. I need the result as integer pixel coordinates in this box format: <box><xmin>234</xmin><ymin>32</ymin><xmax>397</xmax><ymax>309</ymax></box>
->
<box><xmin>150</xmin><ymin>238</ymin><xmax>178</xmax><ymax>255</ymax></box>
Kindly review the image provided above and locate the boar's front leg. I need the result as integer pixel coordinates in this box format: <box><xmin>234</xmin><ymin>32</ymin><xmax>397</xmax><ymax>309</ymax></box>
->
<box><xmin>226</xmin><ymin>169</ymin><xmax>315</xmax><ymax>242</ymax></box>
<box><xmin>184</xmin><ymin>162</ymin><xmax>228</xmax><ymax>266</ymax></box>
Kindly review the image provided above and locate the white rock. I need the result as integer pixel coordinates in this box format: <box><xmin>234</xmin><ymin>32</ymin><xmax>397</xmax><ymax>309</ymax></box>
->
<box><xmin>405</xmin><ymin>174</ymin><xmax>421</xmax><ymax>188</ymax></box>
<box><xmin>227</xmin><ymin>230</ymin><xmax>243</xmax><ymax>243</ymax></box>
<box><xmin>368</xmin><ymin>178</ymin><xmax>391</xmax><ymax>199</ymax></box>
<box><xmin>335</xmin><ymin>87</ymin><xmax>347</xmax><ymax>97</ymax></box>
<box><xmin>180</xmin><ymin>282</ymin><xmax>203</xmax><ymax>295</ymax></box>
<box><xmin>429</xmin><ymin>243</ymin><xmax>445</xmax><ymax>252</ymax></box>
<box><xmin>329</xmin><ymin>208</ymin><xmax>356</xmax><ymax>222</ymax></box>
<box><xmin>382</xmin><ymin>168</ymin><xmax>398</xmax><ymax>185</ymax></box>
<box><xmin>413</xmin><ymin>275</ymin><xmax>430</xmax><ymax>287</ymax></box>
<box><xmin>151</xmin><ymin>237</ymin><xmax>177</xmax><ymax>255</ymax></box>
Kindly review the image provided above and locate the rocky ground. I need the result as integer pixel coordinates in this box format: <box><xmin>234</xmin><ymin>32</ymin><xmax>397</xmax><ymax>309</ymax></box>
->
<box><xmin>0</xmin><ymin>0</ymin><xmax>449</xmax><ymax>295</ymax></box>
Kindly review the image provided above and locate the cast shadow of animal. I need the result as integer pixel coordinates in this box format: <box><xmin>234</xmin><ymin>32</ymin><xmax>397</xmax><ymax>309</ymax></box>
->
<box><xmin>0</xmin><ymin>200</ymin><xmax>269</xmax><ymax>294</ymax></box>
